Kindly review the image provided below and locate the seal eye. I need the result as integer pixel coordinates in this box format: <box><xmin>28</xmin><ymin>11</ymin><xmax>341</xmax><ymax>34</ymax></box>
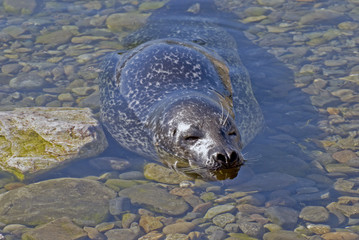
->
<box><xmin>184</xmin><ymin>136</ymin><xmax>200</xmax><ymax>142</ymax></box>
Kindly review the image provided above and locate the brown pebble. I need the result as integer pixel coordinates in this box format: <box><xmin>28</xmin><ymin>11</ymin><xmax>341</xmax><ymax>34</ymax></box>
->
<box><xmin>138</xmin><ymin>231</ymin><xmax>164</xmax><ymax>240</ymax></box>
<box><xmin>162</xmin><ymin>222</ymin><xmax>195</xmax><ymax>235</ymax></box>
<box><xmin>170</xmin><ymin>187</ymin><xmax>194</xmax><ymax>197</ymax></box>
<box><xmin>332</xmin><ymin>150</ymin><xmax>357</xmax><ymax>163</ymax></box>
<box><xmin>139</xmin><ymin>215</ymin><xmax>164</xmax><ymax>233</ymax></box>
<box><xmin>192</xmin><ymin>201</ymin><xmax>212</xmax><ymax>215</ymax></box>
<box><xmin>327</xmin><ymin>107</ymin><xmax>340</xmax><ymax>115</ymax></box>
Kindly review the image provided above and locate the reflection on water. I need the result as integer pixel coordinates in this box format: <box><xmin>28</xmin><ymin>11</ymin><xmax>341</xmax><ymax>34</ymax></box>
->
<box><xmin>0</xmin><ymin>0</ymin><xmax>359</xmax><ymax>239</ymax></box>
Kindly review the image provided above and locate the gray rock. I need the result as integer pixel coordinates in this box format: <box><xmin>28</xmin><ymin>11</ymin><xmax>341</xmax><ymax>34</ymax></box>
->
<box><xmin>238</xmin><ymin>221</ymin><xmax>265</xmax><ymax>238</ymax></box>
<box><xmin>265</xmin><ymin>206</ymin><xmax>299</xmax><ymax>229</ymax></box>
<box><xmin>0</xmin><ymin>107</ymin><xmax>108</xmax><ymax>179</ymax></box>
<box><xmin>119</xmin><ymin>171</ymin><xmax>144</xmax><ymax>180</ymax></box>
<box><xmin>109</xmin><ymin>197</ymin><xmax>131</xmax><ymax>216</ymax></box>
<box><xmin>0</xmin><ymin>178</ymin><xmax>116</xmax><ymax>226</ymax></box>
<box><xmin>118</xmin><ymin>183</ymin><xmax>189</xmax><ymax>215</ymax></box>
<box><xmin>9</xmin><ymin>72</ymin><xmax>45</xmax><ymax>91</ymax></box>
<box><xmin>105</xmin><ymin>227</ymin><xmax>139</xmax><ymax>240</ymax></box>
<box><xmin>21</xmin><ymin>217</ymin><xmax>87</xmax><ymax>240</ymax></box>
<box><xmin>299</xmin><ymin>206</ymin><xmax>330</xmax><ymax>223</ymax></box>
<box><xmin>212</xmin><ymin>213</ymin><xmax>235</xmax><ymax>228</ymax></box>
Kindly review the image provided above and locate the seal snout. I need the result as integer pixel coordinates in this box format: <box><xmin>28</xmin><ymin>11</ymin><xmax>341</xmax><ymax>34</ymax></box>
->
<box><xmin>210</xmin><ymin>149</ymin><xmax>243</xmax><ymax>169</ymax></box>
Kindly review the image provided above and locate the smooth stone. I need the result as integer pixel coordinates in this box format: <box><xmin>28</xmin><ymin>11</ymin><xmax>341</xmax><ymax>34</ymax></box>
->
<box><xmin>105</xmin><ymin>226</ymin><xmax>139</xmax><ymax>240</ymax></box>
<box><xmin>1</xmin><ymin>63</ymin><xmax>22</xmax><ymax>75</ymax></box>
<box><xmin>9</xmin><ymin>72</ymin><xmax>45</xmax><ymax>90</ymax></box>
<box><xmin>109</xmin><ymin>197</ymin><xmax>131</xmax><ymax>216</ymax></box>
<box><xmin>36</xmin><ymin>30</ymin><xmax>73</xmax><ymax>46</ymax></box>
<box><xmin>83</xmin><ymin>226</ymin><xmax>105</xmax><ymax>240</ymax></box>
<box><xmin>106</xmin><ymin>12</ymin><xmax>150</xmax><ymax>32</ymax></box>
<box><xmin>105</xmin><ymin>179</ymin><xmax>142</xmax><ymax>191</ymax></box>
<box><xmin>299</xmin><ymin>10</ymin><xmax>343</xmax><ymax>25</ymax></box>
<box><xmin>0</xmin><ymin>107</ymin><xmax>107</xmax><ymax>179</ymax></box>
<box><xmin>119</xmin><ymin>183</ymin><xmax>189</xmax><ymax>215</ymax></box>
<box><xmin>212</xmin><ymin>213</ymin><xmax>235</xmax><ymax>228</ymax></box>
<box><xmin>21</xmin><ymin>217</ymin><xmax>87</xmax><ymax>240</ymax></box>
<box><xmin>144</xmin><ymin>163</ymin><xmax>192</xmax><ymax>184</ymax></box>
<box><xmin>3</xmin><ymin>0</ymin><xmax>37</xmax><ymax>14</ymax></box>
<box><xmin>138</xmin><ymin>231</ymin><xmax>164</xmax><ymax>240</ymax></box>
<box><xmin>96</xmin><ymin>222</ymin><xmax>115</xmax><ymax>232</ymax></box>
<box><xmin>162</xmin><ymin>222</ymin><xmax>195</xmax><ymax>235</ymax></box>
<box><xmin>321</xmin><ymin>231</ymin><xmax>359</xmax><ymax>240</ymax></box>
<box><xmin>139</xmin><ymin>215</ymin><xmax>163</xmax><ymax>233</ymax></box>
<box><xmin>332</xmin><ymin>150</ymin><xmax>357</xmax><ymax>163</ymax></box>
<box><xmin>58</xmin><ymin>93</ymin><xmax>74</xmax><ymax>102</ymax></box>
<box><xmin>0</xmin><ymin>178</ymin><xmax>116</xmax><ymax>226</ymax></box>
<box><xmin>204</xmin><ymin>204</ymin><xmax>236</xmax><ymax>219</ymax></box>
<box><xmin>265</xmin><ymin>206</ymin><xmax>299</xmax><ymax>229</ymax></box>
<box><xmin>2</xmin><ymin>223</ymin><xmax>29</xmax><ymax>235</ymax></box>
<box><xmin>237</xmin><ymin>172</ymin><xmax>297</xmax><ymax>191</ymax></box>
<box><xmin>164</xmin><ymin>233</ymin><xmax>188</xmax><ymax>240</ymax></box>
<box><xmin>299</xmin><ymin>206</ymin><xmax>329</xmax><ymax>223</ymax></box>
<box><xmin>263</xmin><ymin>230</ymin><xmax>307</xmax><ymax>240</ymax></box>
<box><xmin>338</xmin><ymin>21</ymin><xmax>359</xmax><ymax>30</ymax></box>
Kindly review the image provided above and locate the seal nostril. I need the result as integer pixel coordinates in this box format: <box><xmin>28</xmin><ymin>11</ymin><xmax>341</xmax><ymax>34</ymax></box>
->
<box><xmin>229</xmin><ymin>151</ymin><xmax>239</xmax><ymax>162</ymax></box>
<box><xmin>216</xmin><ymin>153</ymin><xmax>227</xmax><ymax>163</ymax></box>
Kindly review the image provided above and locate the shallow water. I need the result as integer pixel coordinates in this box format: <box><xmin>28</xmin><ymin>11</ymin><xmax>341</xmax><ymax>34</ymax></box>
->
<box><xmin>0</xmin><ymin>0</ymin><xmax>359</xmax><ymax>239</ymax></box>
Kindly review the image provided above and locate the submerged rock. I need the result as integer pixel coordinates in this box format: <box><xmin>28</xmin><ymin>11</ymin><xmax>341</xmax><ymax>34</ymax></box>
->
<box><xmin>22</xmin><ymin>217</ymin><xmax>87</xmax><ymax>240</ymax></box>
<box><xmin>118</xmin><ymin>183</ymin><xmax>189</xmax><ymax>215</ymax></box>
<box><xmin>0</xmin><ymin>107</ymin><xmax>108</xmax><ymax>179</ymax></box>
<box><xmin>3</xmin><ymin>0</ymin><xmax>37</xmax><ymax>14</ymax></box>
<box><xmin>0</xmin><ymin>178</ymin><xmax>116</xmax><ymax>226</ymax></box>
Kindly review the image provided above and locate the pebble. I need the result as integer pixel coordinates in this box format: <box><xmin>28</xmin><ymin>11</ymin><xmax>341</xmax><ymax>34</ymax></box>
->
<box><xmin>212</xmin><ymin>213</ymin><xmax>236</xmax><ymax>228</ymax></box>
<box><xmin>265</xmin><ymin>206</ymin><xmax>299</xmax><ymax>229</ymax></box>
<box><xmin>9</xmin><ymin>72</ymin><xmax>45</xmax><ymax>90</ymax></box>
<box><xmin>263</xmin><ymin>230</ymin><xmax>307</xmax><ymax>240</ymax></box>
<box><xmin>109</xmin><ymin>197</ymin><xmax>131</xmax><ymax>216</ymax></box>
<box><xmin>139</xmin><ymin>215</ymin><xmax>163</xmax><ymax>233</ymax></box>
<box><xmin>306</xmin><ymin>224</ymin><xmax>331</xmax><ymax>234</ymax></box>
<box><xmin>332</xmin><ymin>150</ymin><xmax>357</xmax><ymax>163</ymax></box>
<box><xmin>204</xmin><ymin>204</ymin><xmax>236</xmax><ymax>219</ymax></box>
<box><xmin>162</xmin><ymin>222</ymin><xmax>196</xmax><ymax>235</ymax></box>
<box><xmin>22</xmin><ymin>217</ymin><xmax>87</xmax><ymax>240</ymax></box>
<box><xmin>299</xmin><ymin>206</ymin><xmax>330</xmax><ymax>223</ymax></box>
<box><xmin>238</xmin><ymin>221</ymin><xmax>265</xmax><ymax>238</ymax></box>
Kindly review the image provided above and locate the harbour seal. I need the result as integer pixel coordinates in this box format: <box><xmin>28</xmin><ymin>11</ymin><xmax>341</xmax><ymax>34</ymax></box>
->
<box><xmin>99</xmin><ymin>4</ymin><xmax>264</xmax><ymax>180</ymax></box>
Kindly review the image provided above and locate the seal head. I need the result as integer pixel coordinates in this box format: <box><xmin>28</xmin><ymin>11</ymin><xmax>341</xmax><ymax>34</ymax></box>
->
<box><xmin>149</xmin><ymin>96</ymin><xmax>244</xmax><ymax>180</ymax></box>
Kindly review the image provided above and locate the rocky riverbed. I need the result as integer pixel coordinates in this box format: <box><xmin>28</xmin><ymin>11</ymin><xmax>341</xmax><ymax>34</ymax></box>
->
<box><xmin>0</xmin><ymin>0</ymin><xmax>359</xmax><ymax>239</ymax></box>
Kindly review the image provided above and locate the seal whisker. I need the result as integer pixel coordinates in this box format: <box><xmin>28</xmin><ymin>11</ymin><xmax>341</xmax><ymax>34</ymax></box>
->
<box><xmin>219</xmin><ymin>102</ymin><xmax>224</xmax><ymax>125</ymax></box>
<box><xmin>223</xmin><ymin>109</ymin><xmax>230</xmax><ymax>126</ymax></box>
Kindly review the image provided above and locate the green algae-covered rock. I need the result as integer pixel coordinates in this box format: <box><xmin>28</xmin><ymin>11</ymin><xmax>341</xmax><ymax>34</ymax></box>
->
<box><xmin>118</xmin><ymin>183</ymin><xmax>189</xmax><ymax>215</ymax></box>
<box><xmin>0</xmin><ymin>178</ymin><xmax>116</xmax><ymax>226</ymax></box>
<box><xmin>36</xmin><ymin>29</ymin><xmax>73</xmax><ymax>46</ymax></box>
<box><xmin>22</xmin><ymin>217</ymin><xmax>87</xmax><ymax>240</ymax></box>
<box><xmin>0</xmin><ymin>107</ymin><xmax>108</xmax><ymax>179</ymax></box>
